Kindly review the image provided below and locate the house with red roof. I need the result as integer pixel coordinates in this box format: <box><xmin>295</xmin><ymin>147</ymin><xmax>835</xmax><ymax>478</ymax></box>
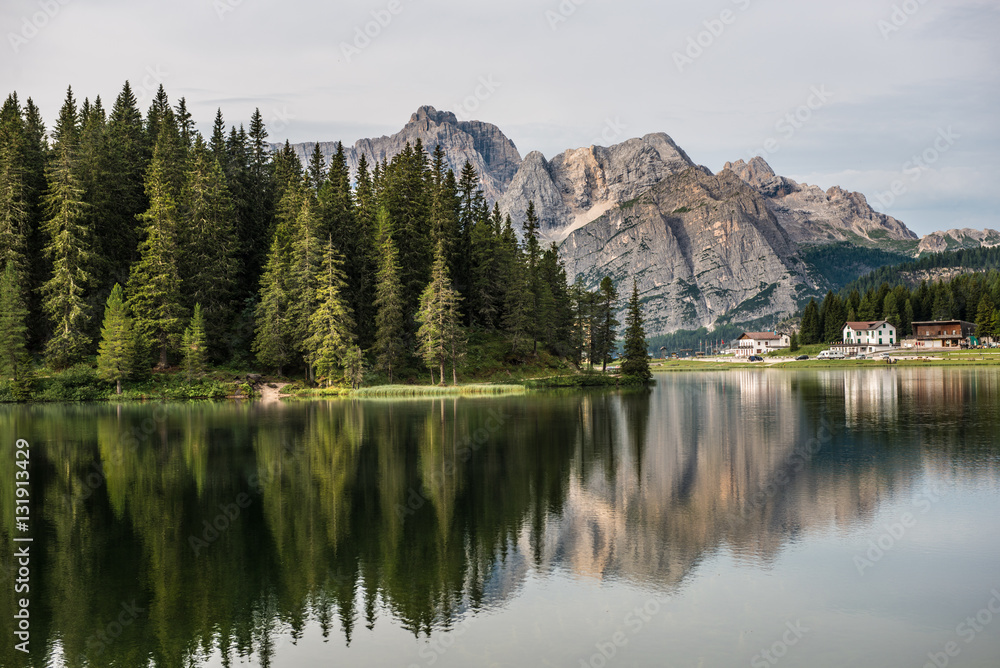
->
<box><xmin>839</xmin><ymin>320</ymin><xmax>897</xmax><ymax>354</ymax></box>
<box><xmin>735</xmin><ymin>332</ymin><xmax>790</xmax><ymax>357</ymax></box>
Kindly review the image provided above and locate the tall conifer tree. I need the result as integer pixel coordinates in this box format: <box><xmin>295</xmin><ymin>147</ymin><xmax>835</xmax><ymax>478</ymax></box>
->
<box><xmin>373</xmin><ymin>207</ymin><xmax>405</xmax><ymax>383</ymax></box>
<box><xmin>178</xmin><ymin>136</ymin><xmax>238</xmax><ymax>358</ymax></box>
<box><xmin>41</xmin><ymin>87</ymin><xmax>92</xmax><ymax>368</ymax></box>
<box><xmin>96</xmin><ymin>283</ymin><xmax>134</xmax><ymax>395</ymax></box>
<box><xmin>416</xmin><ymin>243</ymin><xmax>463</xmax><ymax>384</ymax></box>
<box><xmin>0</xmin><ymin>260</ymin><xmax>29</xmax><ymax>383</ymax></box>
<box><xmin>307</xmin><ymin>237</ymin><xmax>355</xmax><ymax>387</ymax></box>
<box><xmin>182</xmin><ymin>303</ymin><xmax>207</xmax><ymax>383</ymax></box>
<box><xmin>127</xmin><ymin>114</ymin><xmax>187</xmax><ymax>367</ymax></box>
<box><xmin>620</xmin><ymin>280</ymin><xmax>651</xmax><ymax>382</ymax></box>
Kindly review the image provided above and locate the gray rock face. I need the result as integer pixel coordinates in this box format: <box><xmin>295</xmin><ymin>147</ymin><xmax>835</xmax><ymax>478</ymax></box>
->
<box><xmin>280</xmin><ymin>106</ymin><xmax>522</xmax><ymax>203</ymax></box>
<box><xmin>722</xmin><ymin>157</ymin><xmax>918</xmax><ymax>245</ymax></box>
<box><xmin>499</xmin><ymin>134</ymin><xmax>698</xmax><ymax>240</ymax></box>
<box><xmin>560</xmin><ymin>168</ymin><xmax>816</xmax><ymax>335</ymax></box>
<box><xmin>917</xmin><ymin>228</ymin><xmax>1000</xmax><ymax>254</ymax></box>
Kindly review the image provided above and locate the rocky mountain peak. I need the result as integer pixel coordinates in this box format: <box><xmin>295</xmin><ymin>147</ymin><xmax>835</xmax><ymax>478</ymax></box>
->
<box><xmin>409</xmin><ymin>105</ymin><xmax>458</xmax><ymax>125</ymax></box>
<box><xmin>499</xmin><ymin>132</ymin><xmax>699</xmax><ymax>240</ymax></box>
<box><xmin>723</xmin><ymin>156</ymin><xmax>775</xmax><ymax>187</ymax></box>
<box><xmin>279</xmin><ymin>105</ymin><xmax>522</xmax><ymax>203</ymax></box>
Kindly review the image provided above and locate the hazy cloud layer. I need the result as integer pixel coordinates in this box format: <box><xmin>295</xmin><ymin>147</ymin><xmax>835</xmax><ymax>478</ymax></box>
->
<box><xmin>2</xmin><ymin>0</ymin><xmax>996</xmax><ymax>235</ymax></box>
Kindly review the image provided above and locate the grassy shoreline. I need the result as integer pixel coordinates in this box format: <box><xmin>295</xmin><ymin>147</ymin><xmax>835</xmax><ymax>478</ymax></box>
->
<box><xmin>6</xmin><ymin>352</ymin><xmax>1000</xmax><ymax>403</ymax></box>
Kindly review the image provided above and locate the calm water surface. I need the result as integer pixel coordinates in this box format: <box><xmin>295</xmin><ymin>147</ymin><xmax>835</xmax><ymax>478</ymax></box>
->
<box><xmin>2</xmin><ymin>368</ymin><xmax>1000</xmax><ymax>668</ymax></box>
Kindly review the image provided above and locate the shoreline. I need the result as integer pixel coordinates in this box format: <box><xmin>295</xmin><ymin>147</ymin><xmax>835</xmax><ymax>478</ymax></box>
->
<box><xmin>6</xmin><ymin>356</ymin><xmax>1000</xmax><ymax>404</ymax></box>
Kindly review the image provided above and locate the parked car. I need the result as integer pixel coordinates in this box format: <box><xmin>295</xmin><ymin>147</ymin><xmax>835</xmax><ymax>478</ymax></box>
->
<box><xmin>855</xmin><ymin>354</ymin><xmax>867</xmax><ymax>360</ymax></box>
<box><xmin>795</xmin><ymin>355</ymin><xmax>809</xmax><ymax>360</ymax></box>
<box><xmin>747</xmin><ymin>355</ymin><xmax>764</xmax><ymax>362</ymax></box>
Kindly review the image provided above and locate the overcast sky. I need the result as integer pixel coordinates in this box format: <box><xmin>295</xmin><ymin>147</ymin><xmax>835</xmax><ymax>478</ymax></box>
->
<box><xmin>2</xmin><ymin>0</ymin><xmax>996</xmax><ymax>236</ymax></box>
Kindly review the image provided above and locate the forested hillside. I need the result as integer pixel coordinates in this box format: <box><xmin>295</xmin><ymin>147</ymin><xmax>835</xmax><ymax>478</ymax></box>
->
<box><xmin>0</xmin><ymin>84</ymin><xmax>626</xmax><ymax>394</ymax></box>
<box><xmin>795</xmin><ymin>270</ymin><xmax>1000</xmax><ymax>344</ymax></box>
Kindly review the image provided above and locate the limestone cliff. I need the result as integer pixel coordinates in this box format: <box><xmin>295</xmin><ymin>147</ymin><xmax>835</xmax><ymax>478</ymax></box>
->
<box><xmin>559</xmin><ymin>168</ymin><xmax>815</xmax><ymax>334</ymax></box>
<box><xmin>499</xmin><ymin>133</ymin><xmax>699</xmax><ymax>241</ymax></box>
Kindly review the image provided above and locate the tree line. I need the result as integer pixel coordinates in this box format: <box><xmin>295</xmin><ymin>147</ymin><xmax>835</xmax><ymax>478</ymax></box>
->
<box><xmin>0</xmin><ymin>83</ymin><xmax>648</xmax><ymax>392</ymax></box>
<box><xmin>796</xmin><ymin>270</ymin><xmax>1000</xmax><ymax>344</ymax></box>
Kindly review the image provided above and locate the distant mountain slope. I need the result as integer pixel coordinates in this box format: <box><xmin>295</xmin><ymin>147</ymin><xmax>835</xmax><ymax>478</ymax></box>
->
<box><xmin>721</xmin><ymin>157</ymin><xmax>918</xmax><ymax>247</ymax></box>
<box><xmin>917</xmin><ymin>228</ymin><xmax>1000</xmax><ymax>254</ymax></box>
<box><xmin>279</xmin><ymin>106</ymin><xmax>521</xmax><ymax>202</ymax></box>
<box><xmin>839</xmin><ymin>245</ymin><xmax>1000</xmax><ymax>296</ymax></box>
<box><xmin>559</xmin><ymin>168</ymin><xmax>816</xmax><ymax>334</ymax></box>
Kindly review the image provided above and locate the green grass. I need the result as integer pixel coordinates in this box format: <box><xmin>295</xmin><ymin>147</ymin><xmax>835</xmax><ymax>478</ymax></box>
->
<box><xmin>765</xmin><ymin>343</ymin><xmax>829</xmax><ymax>358</ymax></box>
<box><xmin>526</xmin><ymin>373</ymin><xmax>625</xmax><ymax>388</ymax></box>
<box><xmin>353</xmin><ymin>384</ymin><xmax>525</xmax><ymax>398</ymax></box>
<box><xmin>652</xmin><ymin>360</ymin><xmax>761</xmax><ymax>371</ymax></box>
<box><xmin>0</xmin><ymin>361</ymin><xmax>245</xmax><ymax>403</ymax></box>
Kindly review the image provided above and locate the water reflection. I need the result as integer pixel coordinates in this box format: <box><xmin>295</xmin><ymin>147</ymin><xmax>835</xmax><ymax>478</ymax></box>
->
<box><xmin>0</xmin><ymin>369</ymin><xmax>998</xmax><ymax>667</ymax></box>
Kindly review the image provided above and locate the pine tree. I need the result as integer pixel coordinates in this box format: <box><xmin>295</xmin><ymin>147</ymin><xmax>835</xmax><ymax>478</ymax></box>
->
<box><xmin>789</xmin><ymin>332</ymin><xmax>800</xmax><ymax>352</ymax></box>
<box><xmin>902</xmin><ymin>299</ymin><xmax>915</xmax><ymax>337</ymax></box>
<box><xmin>539</xmin><ymin>244</ymin><xmax>573</xmax><ymax>356</ymax></box>
<box><xmin>502</xmin><ymin>245</ymin><xmax>532</xmax><ymax>355</ymax></box>
<box><xmin>100</xmin><ymin>82</ymin><xmax>148</xmax><ymax>287</ymax></box>
<box><xmin>416</xmin><ymin>243</ymin><xmax>463</xmax><ymax>384</ymax></box>
<box><xmin>882</xmin><ymin>292</ymin><xmax>901</xmax><ymax>331</ymax></box>
<box><xmin>240</xmin><ymin>108</ymin><xmax>276</xmax><ymax>284</ymax></box>
<box><xmin>127</xmin><ymin>119</ymin><xmax>187</xmax><ymax>368</ymax></box>
<box><xmin>931</xmin><ymin>284</ymin><xmax>955</xmax><ymax>321</ymax></box>
<box><xmin>96</xmin><ymin>284</ymin><xmax>134</xmax><ymax>395</ymax></box>
<box><xmin>456</xmin><ymin>160</ymin><xmax>483</xmax><ymax>299</ymax></box>
<box><xmin>289</xmin><ymin>192</ymin><xmax>325</xmax><ymax>375</ymax></box>
<box><xmin>253</xmin><ymin>192</ymin><xmax>297</xmax><ymax>375</ymax></box>
<box><xmin>145</xmin><ymin>85</ymin><xmax>171</xmax><ymax>148</ymax></box>
<box><xmin>174</xmin><ymin>97</ymin><xmax>195</xmax><ymax>152</ymax></box>
<box><xmin>468</xmin><ymin>215</ymin><xmax>499</xmax><ymax>328</ymax></box>
<box><xmin>373</xmin><ymin>208</ymin><xmax>405</xmax><ymax>383</ymax></box>
<box><xmin>22</xmin><ymin>98</ymin><xmax>48</xmax><ymax>351</ymax></box>
<box><xmin>343</xmin><ymin>345</ymin><xmax>365</xmax><ymax>390</ymax></box>
<box><xmin>306</xmin><ymin>237</ymin><xmax>355</xmax><ymax>387</ymax></box>
<box><xmin>428</xmin><ymin>145</ymin><xmax>460</xmax><ymax>277</ymax></box>
<box><xmin>181</xmin><ymin>303</ymin><xmax>207</xmax><ymax>384</ymax></box>
<box><xmin>41</xmin><ymin>87</ymin><xmax>92</xmax><ymax>369</ymax></box>
<box><xmin>822</xmin><ymin>293</ymin><xmax>846</xmax><ymax>342</ymax></box>
<box><xmin>382</xmin><ymin>142</ymin><xmax>431</xmax><ymax>321</ymax></box>
<box><xmin>0</xmin><ymin>260</ymin><xmax>30</xmax><ymax>383</ymax></box>
<box><xmin>77</xmin><ymin>96</ymin><xmax>107</xmax><ymax>319</ymax></box>
<box><xmin>209</xmin><ymin>109</ymin><xmax>228</xmax><ymax>170</ymax></box>
<box><xmin>306</xmin><ymin>142</ymin><xmax>325</xmax><ymax>192</ymax></box>
<box><xmin>800</xmin><ymin>299</ymin><xmax>821</xmax><ymax>344</ymax></box>
<box><xmin>569</xmin><ymin>279</ymin><xmax>589</xmax><ymax>366</ymax></box>
<box><xmin>178</xmin><ymin>136</ymin><xmax>238</xmax><ymax>358</ymax></box>
<box><xmin>620</xmin><ymin>280</ymin><xmax>651</xmax><ymax>382</ymax></box>
<box><xmin>0</xmin><ymin>93</ymin><xmax>30</xmax><ymax>278</ymax></box>
<box><xmin>522</xmin><ymin>201</ymin><xmax>544</xmax><ymax>352</ymax></box>
<box><xmin>594</xmin><ymin>276</ymin><xmax>620</xmax><ymax>372</ymax></box>
<box><xmin>976</xmin><ymin>295</ymin><xmax>996</xmax><ymax>340</ymax></box>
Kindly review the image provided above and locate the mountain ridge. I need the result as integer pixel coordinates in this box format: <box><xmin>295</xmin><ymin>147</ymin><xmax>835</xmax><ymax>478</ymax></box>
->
<box><xmin>278</xmin><ymin>106</ymin><xmax>995</xmax><ymax>335</ymax></box>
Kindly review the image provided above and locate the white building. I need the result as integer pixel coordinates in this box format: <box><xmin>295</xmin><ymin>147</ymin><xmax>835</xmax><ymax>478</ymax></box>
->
<box><xmin>735</xmin><ymin>332</ymin><xmax>790</xmax><ymax>357</ymax></box>
<box><xmin>840</xmin><ymin>320</ymin><xmax>897</xmax><ymax>354</ymax></box>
